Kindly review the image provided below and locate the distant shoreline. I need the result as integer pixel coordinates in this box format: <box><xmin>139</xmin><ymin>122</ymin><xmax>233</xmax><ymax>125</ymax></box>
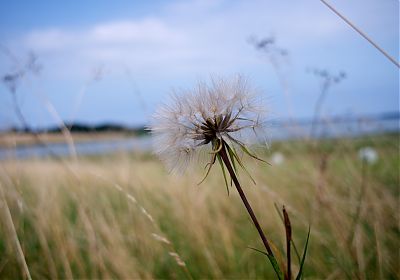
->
<box><xmin>0</xmin><ymin>132</ymin><xmax>144</xmax><ymax>148</ymax></box>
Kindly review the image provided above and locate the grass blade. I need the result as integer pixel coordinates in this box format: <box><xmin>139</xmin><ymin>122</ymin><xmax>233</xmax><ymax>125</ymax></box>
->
<box><xmin>224</xmin><ymin>142</ymin><xmax>256</xmax><ymax>185</ymax></box>
<box><xmin>295</xmin><ymin>226</ymin><xmax>311</xmax><ymax>280</ymax></box>
<box><xmin>217</xmin><ymin>153</ymin><xmax>230</xmax><ymax>195</ymax></box>
<box><xmin>248</xmin><ymin>247</ymin><xmax>284</xmax><ymax>280</ymax></box>
<box><xmin>239</xmin><ymin>143</ymin><xmax>269</xmax><ymax>164</ymax></box>
<box><xmin>226</xmin><ymin>143</ymin><xmax>237</xmax><ymax>186</ymax></box>
<box><xmin>267</xmin><ymin>254</ymin><xmax>285</xmax><ymax>280</ymax></box>
<box><xmin>226</xmin><ymin>143</ymin><xmax>238</xmax><ymax>172</ymax></box>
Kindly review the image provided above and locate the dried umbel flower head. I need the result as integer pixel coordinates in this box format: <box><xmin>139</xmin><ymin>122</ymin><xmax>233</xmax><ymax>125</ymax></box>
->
<box><xmin>150</xmin><ymin>76</ymin><xmax>267</xmax><ymax>178</ymax></box>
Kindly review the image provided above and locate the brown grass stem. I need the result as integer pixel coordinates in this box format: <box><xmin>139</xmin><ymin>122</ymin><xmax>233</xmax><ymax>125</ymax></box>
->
<box><xmin>283</xmin><ymin>206</ymin><xmax>292</xmax><ymax>280</ymax></box>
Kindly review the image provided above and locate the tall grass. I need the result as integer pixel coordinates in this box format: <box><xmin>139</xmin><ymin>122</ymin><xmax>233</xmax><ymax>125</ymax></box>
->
<box><xmin>0</xmin><ymin>134</ymin><xmax>398</xmax><ymax>279</ymax></box>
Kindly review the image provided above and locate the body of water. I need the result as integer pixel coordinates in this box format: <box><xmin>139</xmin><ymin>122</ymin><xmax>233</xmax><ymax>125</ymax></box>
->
<box><xmin>0</xmin><ymin>117</ymin><xmax>398</xmax><ymax>160</ymax></box>
<box><xmin>0</xmin><ymin>136</ymin><xmax>152</xmax><ymax>160</ymax></box>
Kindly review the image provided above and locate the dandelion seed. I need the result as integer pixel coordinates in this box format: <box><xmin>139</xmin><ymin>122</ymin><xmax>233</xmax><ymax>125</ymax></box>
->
<box><xmin>150</xmin><ymin>75</ymin><xmax>267</xmax><ymax>174</ymax></box>
<box><xmin>358</xmin><ymin>147</ymin><xmax>378</xmax><ymax>164</ymax></box>
<box><xmin>271</xmin><ymin>152</ymin><xmax>285</xmax><ymax>166</ymax></box>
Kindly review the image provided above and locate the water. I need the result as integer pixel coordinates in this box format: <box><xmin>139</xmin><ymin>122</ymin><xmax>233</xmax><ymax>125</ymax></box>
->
<box><xmin>267</xmin><ymin>117</ymin><xmax>399</xmax><ymax>141</ymax></box>
<box><xmin>0</xmin><ymin>136</ymin><xmax>152</xmax><ymax>160</ymax></box>
<box><xmin>0</xmin><ymin>117</ymin><xmax>398</xmax><ymax>160</ymax></box>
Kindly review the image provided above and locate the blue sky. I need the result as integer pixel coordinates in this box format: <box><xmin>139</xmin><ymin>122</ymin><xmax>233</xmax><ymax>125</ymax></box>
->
<box><xmin>0</xmin><ymin>0</ymin><xmax>398</xmax><ymax>129</ymax></box>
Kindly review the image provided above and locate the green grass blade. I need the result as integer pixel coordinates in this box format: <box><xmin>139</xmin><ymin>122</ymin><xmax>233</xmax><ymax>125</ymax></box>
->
<box><xmin>267</xmin><ymin>254</ymin><xmax>285</xmax><ymax>280</ymax></box>
<box><xmin>217</xmin><ymin>153</ymin><xmax>229</xmax><ymax>196</ymax></box>
<box><xmin>248</xmin><ymin>246</ymin><xmax>268</xmax><ymax>256</ymax></box>
<box><xmin>226</xmin><ymin>143</ymin><xmax>256</xmax><ymax>185</ymax></box>
<box><xmin>295</xmin><ymin>226</ymin><xmax>311</xmax><ymax>280</ymax></box>
<box><xmin>226</xmin><ymin>144</ymin><xmax>237</xmax><ymax>173</ymax></box>
<box><xmin>225</xmin><ymin>143</ymin><xmax>239</xmax><ymax>187</ymax></box>
<box><xmin>226</xmin><ymin>143</ymin><xmax>238</xmax><ymax>186</ymax></box>
<box><xmin>248</xmin><ymin>247</ymin><xmax>284</xmax><ymax>280</ymax></box>
<box><xmin>239</xmin><ymin>143</ymin><xmax>269</xmax><ymax>164</ymax></box>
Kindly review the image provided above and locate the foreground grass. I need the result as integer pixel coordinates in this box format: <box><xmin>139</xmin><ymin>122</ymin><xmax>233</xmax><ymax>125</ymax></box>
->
<box><xmin>0</xmin><ymin>134</ymin><xmax>398</xmax><ymax>279</ymax></box>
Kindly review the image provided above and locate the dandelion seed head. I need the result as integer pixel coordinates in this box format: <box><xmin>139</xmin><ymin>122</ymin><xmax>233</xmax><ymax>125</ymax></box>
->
<box><xmin>271</xmin><ymin>152</ymin><xmax>285</xmax><ymax>165</ymax></box>
<box><xmin>358</xmin><ymin>147</ymin><xmax>378</xmax><ymax>164</ymax></box>
<box><xmin>150</xmin><ymin>76</ymin><xmax>266</xmax><ymax>173</ymax></box>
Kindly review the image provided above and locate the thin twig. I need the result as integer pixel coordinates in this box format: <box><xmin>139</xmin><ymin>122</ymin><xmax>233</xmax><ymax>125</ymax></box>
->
<box><xmin>310</xmin><ymin>82</ymin><xmax>329</xmax><ymax>139</ymax></box>
<box><xmin>319</xmin><ymin>0</ymin><xmax>399</xmax><ymax>68</ymax></box>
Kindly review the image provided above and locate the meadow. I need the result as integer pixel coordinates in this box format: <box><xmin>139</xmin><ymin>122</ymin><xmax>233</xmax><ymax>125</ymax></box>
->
<box><xmin>0</xmin><ymin>133</ymin><xmax>398</xmax><ymax>279</ymax></box>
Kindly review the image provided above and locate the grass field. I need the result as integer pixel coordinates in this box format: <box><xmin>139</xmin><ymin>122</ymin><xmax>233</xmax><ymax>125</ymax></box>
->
<box><xmin>0</xmin><ymin>133</ymin><xmax>398</xmax><ymax>279</ymax></box>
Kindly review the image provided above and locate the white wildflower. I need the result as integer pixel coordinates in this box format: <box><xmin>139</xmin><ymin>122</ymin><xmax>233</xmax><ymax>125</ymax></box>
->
<box><xmin>150</xmin><ymin>76</ymin><xmax>266</xmax><ymax>173</ymax></box>
<box><xmin>271</xmin><ymin>152</ymin><xmax>285</xmax><ymax>165</ymax></box>
<box><xmin>358</xmin><ymin>147</ymin><xmax>378</xmax><ymax>164</ymax></box>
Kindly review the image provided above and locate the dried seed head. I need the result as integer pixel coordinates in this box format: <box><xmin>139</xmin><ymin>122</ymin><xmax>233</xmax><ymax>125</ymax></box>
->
<box><xmin>150</xmin><ymin>76</ymin><xmax>267</xmax><ymax>173</ymax></box>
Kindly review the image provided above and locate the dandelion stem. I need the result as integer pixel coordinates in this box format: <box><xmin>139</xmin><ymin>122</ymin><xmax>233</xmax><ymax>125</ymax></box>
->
<box><xmin>218</xmin><ymin>141</ymin><xmax>274</xmax><ymax>256</ymax></box>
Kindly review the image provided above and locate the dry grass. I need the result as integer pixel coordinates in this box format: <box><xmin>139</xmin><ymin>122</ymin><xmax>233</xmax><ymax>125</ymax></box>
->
<box><xmin>0</xmin><ymin>134</ymin><xmax>398</xmax><ymax>279</ymax></box>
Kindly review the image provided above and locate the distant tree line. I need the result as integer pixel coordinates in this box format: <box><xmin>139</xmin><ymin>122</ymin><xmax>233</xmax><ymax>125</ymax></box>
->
<box><xmin>6</xmin><ymin>123</ymin><xmax>149</xmax><ymax>136</ymax></box>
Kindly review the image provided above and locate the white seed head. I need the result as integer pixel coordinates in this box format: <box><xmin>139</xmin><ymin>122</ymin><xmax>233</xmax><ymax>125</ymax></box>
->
<box><xmin>150</xmin><ymin>76</ymin><xmax>266</xmax><ymax>173</ymax></box>
<box><xmin>271</xmin><ymin>152</ymin><xmax>285</xmax><ymax>166</ymax></box>
<box><xmin>358</xmin><ymin>147</ymin><xmax>378</xmax><ymax>164</ymax></box>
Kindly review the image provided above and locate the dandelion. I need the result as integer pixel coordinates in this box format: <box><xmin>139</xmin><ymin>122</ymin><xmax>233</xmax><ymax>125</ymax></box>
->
<box><xmin>150</xmin><ymin>76</ymin><xmax>285</xmax><ymax>279</ymax></box>
<box><xmin>151</xmin><ymin>76</ymin><xmax>266</xmax><ymax>174</ymax></box>
<box><xmin>358</xmin><ymin>147</ymin><xmax>378</xmax><ymax>165</ymax></box>
<box><xmin>271</xmin><ymin>152</ymin><xmax>285</xmax><ymax>166</ymax></box>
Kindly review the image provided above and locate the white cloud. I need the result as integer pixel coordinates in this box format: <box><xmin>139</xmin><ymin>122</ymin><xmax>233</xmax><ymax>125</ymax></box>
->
<box><xmin>24</xmin><ymin>29</ymin><xmax>75</xmax><ymax>51</ymax></box>
<box><xmin>14</xmin><ymin>0</ymin><xmax>393</xmax><ymax>81</ymax></box>
<box><xmin>90</xmin><ymin>18</ymin><xmax>182</xmax><ymax>44</ymax></box>
<box><xmin>20</xmin><ymin>0</ymin><xmax>346</xmax><ymax>61</ymax></box>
